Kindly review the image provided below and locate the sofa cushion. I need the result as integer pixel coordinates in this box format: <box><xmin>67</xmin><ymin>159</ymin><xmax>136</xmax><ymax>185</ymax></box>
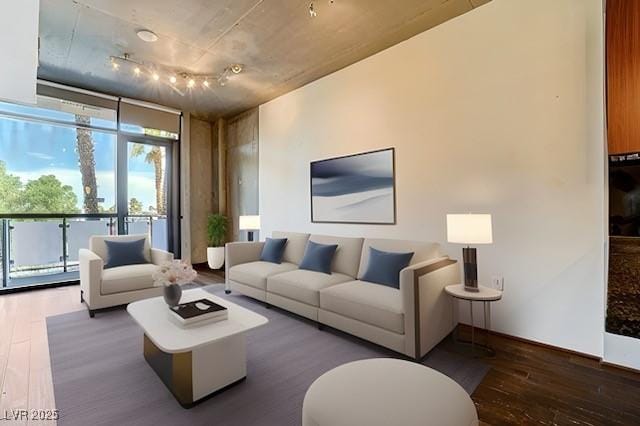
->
<box><xmin>228</xmin><ymin>261</ymin><xmax>298</xmax><ymax>290</ymax></box>
<box><xmin>261</xmin><ymin>238</ymin><xmax>288</xmax><ymax>264</ymax></box>
<box><xmin>267</xmin><ymin>269</ymin><xmax>352</xmax><ymax>306</ymax></box>
<box><xmin>360</xmin><ymin>247</ymin><xmax>414</xmax><ymax>289</ymax></box>
<box><xmin>299</xmin><ymin>241</ymin><xmax>338</xmax><ymax>274</ymax></box>
<box><xmin>309</xmin><ymin>235</ymin><xmax>364</xmax><ymax>277</ymax></box>
<box><xmin>358</xmin><ymin>238</ymin><xmax>441</xmax><ymax>278</ymax></box>
<box><xmin>319</xmin><ymin>280</ymin><xmax>404</xmax><ymax>334</ymax></box>
<box><xmin>272</xmin><ymin>231</ymin><xmax>310</xmax><ymax>264</ymax></box>
<box><xmin>101</xmin><ymin>263</ymin><xmax>158</xmax><ymax>295</ymax></box>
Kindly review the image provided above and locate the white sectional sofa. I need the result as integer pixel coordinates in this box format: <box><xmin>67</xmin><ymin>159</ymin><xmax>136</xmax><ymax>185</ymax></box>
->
<box><xmin>225</xmin><ymin>232</ymin><xmax>459</xmax><ymax>359</ymax></box>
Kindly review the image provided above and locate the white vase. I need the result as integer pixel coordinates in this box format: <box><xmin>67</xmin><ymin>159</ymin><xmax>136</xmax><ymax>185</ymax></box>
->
<box><xmin>207</xmin><ymin>246</ymin><xmax>225</xmax><ymax>269</ymax></box>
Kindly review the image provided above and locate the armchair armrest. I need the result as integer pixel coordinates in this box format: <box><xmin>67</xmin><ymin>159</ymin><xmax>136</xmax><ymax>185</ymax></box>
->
<box><xmin>79</xmin><ymin>248</ymin><xmax>104</xmax><ymax>308</ymax></box>
<box><xmin>400</xmin><ymin>257</ymin><xmax>459</xmax><ymax>359</ymax></box>
<box><xmin>225</xmin><ymin>242</ymin><xmax>265</xmax><ymax>291</ymax></box>
<box><xmin>151</xmin><ymin>248</ymin><xmax>174</xmax><ymax>265</ymax></box>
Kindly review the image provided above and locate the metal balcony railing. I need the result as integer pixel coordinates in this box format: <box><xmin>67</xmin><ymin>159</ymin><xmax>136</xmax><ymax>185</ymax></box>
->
<box><xmin>0</xmin><ymin>213</ymin><xmax>167</xmax><ymax>291</ymax></box>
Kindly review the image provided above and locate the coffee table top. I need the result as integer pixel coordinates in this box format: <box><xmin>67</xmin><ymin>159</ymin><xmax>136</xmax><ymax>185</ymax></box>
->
<box><xmin>127</xmin><ymin>288</ymin><xmax>268</xmax><ymax>353</ymax></box>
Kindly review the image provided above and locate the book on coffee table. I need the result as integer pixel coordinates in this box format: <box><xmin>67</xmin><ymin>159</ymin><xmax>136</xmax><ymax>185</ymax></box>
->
<box><xmin>169</xmin><ymin>298</ymin><xmax>228</xmax><ymax>326</ymax></box>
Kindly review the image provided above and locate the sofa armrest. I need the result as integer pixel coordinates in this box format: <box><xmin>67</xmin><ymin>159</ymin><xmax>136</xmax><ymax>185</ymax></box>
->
<box><xmin>225</xmin><ymin>242</ymin><xmax>265</xmax><ymax>269</ymax></box>
<box><xmin>400</xmin><ymin>257</ymin><xmax>459</xmax><ymax>359</ymax></box>
<box><xmin>151</xmin><ymin>248</ymin><xmax>174</xmax><ymax>265</ymax></box>
<box><xmin>225</xmin><ymin>242</ymin><xmax>265</xmax><ymax>290</ymax></box>
<box><xmin>79</xmin><ymin>248</ymin><xmax>104</xmax><ymax>308</ymax></box>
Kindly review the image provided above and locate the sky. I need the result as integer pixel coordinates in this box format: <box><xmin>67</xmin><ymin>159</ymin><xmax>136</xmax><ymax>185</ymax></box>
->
<box><xmin>0</xmin><ymin>115</ymin><xmax>159</xmax><ymax>212</ymax></box>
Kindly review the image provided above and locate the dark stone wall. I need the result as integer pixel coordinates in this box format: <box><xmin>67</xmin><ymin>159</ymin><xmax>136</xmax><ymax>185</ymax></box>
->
<box><xmin>607</xmin><ymin>237</ymin><xmax>640</xmax><ymax>338</ymax></box>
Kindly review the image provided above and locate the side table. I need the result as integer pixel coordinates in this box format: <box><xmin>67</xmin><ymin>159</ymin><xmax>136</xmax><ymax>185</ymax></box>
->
<box><xmin>445</xmin><ymin>284</ymin><xmax>502</xmax><ymax>357</ymax></box>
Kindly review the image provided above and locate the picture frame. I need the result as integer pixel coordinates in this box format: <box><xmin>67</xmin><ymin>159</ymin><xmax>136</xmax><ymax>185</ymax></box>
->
<box><xmin>310</xmin><ymin>148</ymin><xmax>396</xmax><ymax>224</ymax></box>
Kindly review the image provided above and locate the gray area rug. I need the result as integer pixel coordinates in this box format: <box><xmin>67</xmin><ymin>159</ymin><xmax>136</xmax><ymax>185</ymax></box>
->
<box><xmin>47</xmin><ymin>285</ymin><xmax>489</xmax><ymax>426</ymax></box>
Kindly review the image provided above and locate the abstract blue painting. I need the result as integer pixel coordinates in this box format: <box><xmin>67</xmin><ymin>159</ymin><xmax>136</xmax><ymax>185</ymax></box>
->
<box><xmin>310</xmin><ymin>148</ymin><xmax>396</xmax><ymax>224</ymax></box>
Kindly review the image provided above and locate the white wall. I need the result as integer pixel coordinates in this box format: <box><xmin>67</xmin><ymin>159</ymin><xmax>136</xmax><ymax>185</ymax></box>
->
<box><xmin>259</xmin><ymin>0</ymin><xmax>605</xmax><ymax>357</ymax></box>
<box><xmin>0</xmin><ymin>0</ymin><xmax>39</xmax><ymax>104</ymax></box>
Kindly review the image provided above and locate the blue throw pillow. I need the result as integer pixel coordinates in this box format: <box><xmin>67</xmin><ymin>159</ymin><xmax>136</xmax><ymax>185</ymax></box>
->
<box><xmin>104</xmin><ymin>238</ymin><xmax>147</xmax><ymax>269</ymax></box>
<box><xmin>361</xmin><ymin>247</ymin><xmax>414</xmax><ymax>289</ymax></box>
<box><xmin>298</xmin><ymin>241</ymin><xmax>338</xmax><ymax>274</ymax></box>
<box><xmin>261</xmin><ymin>238</ymin><xmax>288</xmax><ymax>263</ymax></box>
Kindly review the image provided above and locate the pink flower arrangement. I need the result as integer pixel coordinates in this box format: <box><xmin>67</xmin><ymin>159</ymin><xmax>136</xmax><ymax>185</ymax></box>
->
<box><xmin>153</xmin><ymin>260</ymin><xmax>198</xmax><ymax>286</ymax></box>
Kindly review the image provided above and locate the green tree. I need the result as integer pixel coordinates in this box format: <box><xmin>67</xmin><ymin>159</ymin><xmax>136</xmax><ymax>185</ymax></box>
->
<box><xmin>129</xmin><ymin>197</ymin><xmax>143</xmax><ymax>215</ymax></box>
<box><xmin>130</xmin><ymin>144</ymin><xmax>165</xmax><ymax>215</ymax></box>
<box><xmin>0</xmin><ymin>161</ymin><xmax>23</xmax><ymax>212</ymax></box>
<box><xmin>20</xmin><ymin>175</ymin><xmax>79</xmax><ymax>213</ymax></box>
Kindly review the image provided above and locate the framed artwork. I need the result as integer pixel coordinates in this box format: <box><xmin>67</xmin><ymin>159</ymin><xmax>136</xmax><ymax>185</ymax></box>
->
<box><xmin>310</xmin><ymin>148</ymin><xmax>396</xmax><ymax>224</ymax></box>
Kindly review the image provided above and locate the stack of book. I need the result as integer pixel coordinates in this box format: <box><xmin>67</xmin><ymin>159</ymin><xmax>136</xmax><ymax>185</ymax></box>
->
<box><xmin>169</xmin><ymin>298</ymin><xmax>228</xmax><ymax>327</ymax></box>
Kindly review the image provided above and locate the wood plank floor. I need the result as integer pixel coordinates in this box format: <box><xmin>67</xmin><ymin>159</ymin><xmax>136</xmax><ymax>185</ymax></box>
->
<box><xmin>0</xmin><ymin>282</ymin><xmax>639</xmax><ymax>425</ymax></box>
<box><xmin>0</xmin><ymin>286</ymin><xmax>83</xmax><ymax>425</ymax></box>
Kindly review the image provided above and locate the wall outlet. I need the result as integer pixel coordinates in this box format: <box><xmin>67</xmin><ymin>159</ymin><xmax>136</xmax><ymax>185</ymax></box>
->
<box><xmin>491</xmin><ymin>275</ymin><xmax>504</xmax><ymax>290</ymax></box>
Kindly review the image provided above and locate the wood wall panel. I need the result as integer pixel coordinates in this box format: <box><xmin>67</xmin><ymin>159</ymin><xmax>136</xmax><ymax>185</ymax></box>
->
<box><xmin>607</xmin><ymin>0</ymin><xmax>640</xmax><ymax>155</ymax></box>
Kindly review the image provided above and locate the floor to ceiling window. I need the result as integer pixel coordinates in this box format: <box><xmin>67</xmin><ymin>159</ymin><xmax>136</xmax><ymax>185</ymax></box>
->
<box><xmin>0</xmin><ymin>84</ymin><xmax>181</xmax><ymax>291</ymax></box>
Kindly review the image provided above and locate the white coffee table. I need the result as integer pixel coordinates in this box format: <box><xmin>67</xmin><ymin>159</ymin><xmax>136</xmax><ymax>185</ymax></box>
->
<box><xmin>127</xmin><ymin>288</ymin><xmax>268</xmax><ymax>408</ymax></box>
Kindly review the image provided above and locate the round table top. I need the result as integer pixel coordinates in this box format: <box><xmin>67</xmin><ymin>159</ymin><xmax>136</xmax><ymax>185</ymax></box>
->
<box><xmin>445</xmin><ymin>284</ymin><xmax>502</xmax><ymax>301</ymax></box>
<box><xmin>302</xmin><ymin>358</ymin><xmax>478</xmax><ymax>426</ymax></box>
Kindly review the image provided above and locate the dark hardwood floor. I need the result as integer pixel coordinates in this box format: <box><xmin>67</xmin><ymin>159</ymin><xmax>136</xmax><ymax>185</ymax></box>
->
<box><xmin>462</xmin><ymin>327</ymin><xmax>640</xmax><ymax>425</ymax></box>
<box><xmin>195</xmin><ymin>268</ymin><xmax>640</xmax><ymax>425</ymax></box>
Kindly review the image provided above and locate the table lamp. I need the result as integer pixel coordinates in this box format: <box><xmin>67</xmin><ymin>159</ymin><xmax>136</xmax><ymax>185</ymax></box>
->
<box><xmin>239</xmin><ymin>215</ymin><xmax>260</xmax><ymax>241</ymax></box>
<box><xmin>446</xmin><ymin>214</ymin><xmax>493</xmax><ymax>292</ymax></box>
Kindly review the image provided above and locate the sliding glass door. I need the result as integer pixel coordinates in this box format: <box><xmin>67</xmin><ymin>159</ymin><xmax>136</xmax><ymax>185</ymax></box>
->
<box><xmin>118</xmin><ymin>136</ymin><xmax>175</xmax><ymax>253</ymax></box>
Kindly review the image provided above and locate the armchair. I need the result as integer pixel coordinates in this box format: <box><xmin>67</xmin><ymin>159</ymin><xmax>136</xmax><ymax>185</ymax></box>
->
<box><xmin>79</xmin><ymin>234</ymin><xmax>173</xmax><ymax>317</ymax></box>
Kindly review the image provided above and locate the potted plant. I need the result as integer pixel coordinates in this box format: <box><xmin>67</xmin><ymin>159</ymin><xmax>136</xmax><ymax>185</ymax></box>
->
<box><xmin>207</xmin><ymin>213</ymin><xmax>228</xmax><ymax>269</ymax></box>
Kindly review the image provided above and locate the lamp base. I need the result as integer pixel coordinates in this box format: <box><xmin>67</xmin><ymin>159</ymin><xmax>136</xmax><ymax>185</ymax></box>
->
<box><xmin>462</xmin><ymin>247</ymin><xmax>479</xmax><ymax>292</ymax></box>
<box><xmin>247</xmin><ymin>231</ymin><xmax>255</xmax><ymax>242</ymax></box>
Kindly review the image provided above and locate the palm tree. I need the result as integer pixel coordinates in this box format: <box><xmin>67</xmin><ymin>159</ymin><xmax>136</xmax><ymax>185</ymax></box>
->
<box><xmin>75</xmin><ymin>115</ymin><xmax>99</xmax><ymax>213</ymax></box>
<box><xmin>130</xmin><ymin>144</ymin><xmax>165</xmax><ymax>215</ymax></box>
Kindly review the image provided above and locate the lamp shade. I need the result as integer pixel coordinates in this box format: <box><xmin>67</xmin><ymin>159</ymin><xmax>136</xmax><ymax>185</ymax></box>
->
<box><xmin>239</xmin><ymin>215</ymin><xmax>261</xmax><ymax>230</ymax></box>
<box><xmin>446</xmin><ymin>214</ymin><xmax>493</xmax><ymax>244</ymax></box>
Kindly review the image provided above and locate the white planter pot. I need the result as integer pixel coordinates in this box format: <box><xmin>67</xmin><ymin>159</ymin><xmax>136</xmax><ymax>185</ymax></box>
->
<box><xmin>207</xmin><ymin>247</ymin><xmax>225</xmax><ymax>269</ymax></box>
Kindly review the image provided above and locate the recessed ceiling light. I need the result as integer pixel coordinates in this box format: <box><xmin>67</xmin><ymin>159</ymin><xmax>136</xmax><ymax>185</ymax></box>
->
<box><xmin>187</xmin><ymin>78</ymin><xmax>195</xmax><ymax>88</ymax></box>
<box><xmin>137</xmin><ymin>29</ymin><xmax>158</xmax><ymax>43</ymax></box>
<box><xmin>169</xmin><ymin>75</ymin><xmax>177</xmax><ymax>84</ymax></box>
<box><xmin>230</xmin><ymin>64</ymin><xmax>243</xmax><ymax>74</ymax></box>
<box><xmin>151</xmin><ymin>72</ymin><xmax>160</xmax><ymax>81</ymax></box>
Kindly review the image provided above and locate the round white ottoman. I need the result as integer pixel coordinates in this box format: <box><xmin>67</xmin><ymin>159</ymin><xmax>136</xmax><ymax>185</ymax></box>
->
<box><xmin>302</xmin><ymin>358</ymin><xmax>478</xmax><ymax>426</ymax></box>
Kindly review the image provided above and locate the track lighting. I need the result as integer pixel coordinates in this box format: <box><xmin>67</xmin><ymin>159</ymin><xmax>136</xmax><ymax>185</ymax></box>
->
<box><xmin>109</xmin><ymin>55</ymin><xmax>242</xmax><ymax>94</ymax></box>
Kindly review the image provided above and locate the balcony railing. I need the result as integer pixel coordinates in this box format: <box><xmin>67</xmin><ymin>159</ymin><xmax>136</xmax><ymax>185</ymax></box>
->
<box><xmin>0</xmin><ymin>213</ymin><xmax>168</xmax><ymax>290</ymax></box>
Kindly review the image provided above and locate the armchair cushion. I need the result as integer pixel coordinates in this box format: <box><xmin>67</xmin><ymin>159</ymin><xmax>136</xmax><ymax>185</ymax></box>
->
<box><xmin>267</xmin><ymin>269</ymin><xmax>352</xmax><ymax>306</ymax></box>
<box><xmin>228</xmin><ymin>261</ymin><xmax>298</xmax><ymax>290</ymax></box>
<box><xmin>104</xmin><ymin>238</ymin><xmax>147</xmax><ymax>269</ymax></box>
<box><xmin>319</xmin><ymin>280</ymin><xmax>404</xmax><ymax>334</ymax></box>
<box><xmin>101</xmin><ymin>263</ymin><xmax>158</xmax><ymax>295</ymax></box>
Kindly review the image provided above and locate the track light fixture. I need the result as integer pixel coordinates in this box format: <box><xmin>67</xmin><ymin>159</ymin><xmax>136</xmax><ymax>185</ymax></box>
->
<box><xmin>108</xmin><ymin>54</ymin><xmax>243</xmax><ymax>95</ymax></box>
<box><xmin>309</xmin><ymin>1</ymin><xmax>335</xmax><ymax>17</ymax></box>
